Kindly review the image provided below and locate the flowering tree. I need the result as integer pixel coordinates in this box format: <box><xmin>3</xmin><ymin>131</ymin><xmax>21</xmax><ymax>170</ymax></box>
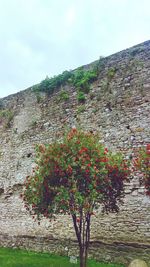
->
<box><xmin>136</xmin><ymin>144</ymin><xmax>150</xmax><ymax>195</ymax></box>
<box><xmin>23</xmin><ymin>129</ymin><xmax>130</xmax><ymax>267</ymax></box>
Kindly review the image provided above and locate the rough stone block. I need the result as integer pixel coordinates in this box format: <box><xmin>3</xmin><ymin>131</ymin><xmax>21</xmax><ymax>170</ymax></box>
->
<box><xmin>128</xmin><ymin>259</ymin><xmax>148</xmax><ymax>267</ymax></box>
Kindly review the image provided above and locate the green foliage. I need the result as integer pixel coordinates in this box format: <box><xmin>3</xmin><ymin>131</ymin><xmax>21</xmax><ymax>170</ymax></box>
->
<box><xmin>77</xmin><ymin>91</ymin><xmax>86</xmax><ymax>103</ymax></box>
<box><xmin>39</xmin><ymin>76</ymin><xmax>54</xmax><ymax>95</ymax></box>
<box><xmin>76</xmin><ymin>79</ymin><xmax>90</xmax><ymax>94</ymax></box>
<box><xmin>39</xmin><ymin>71</ymin><xmax>74</xmax><ymax>95</ymax></box>
<box><xmin>77</xmin><ymin>105</ymin><xmax>86</xmax><ymax>114</ymax></box>
<box><xmin>135</xmin><ymin>144</ymin><xmax>150</xmax><ymax>196</ymax></box>
<box><xmin>107</xmin><ymin>67</ymin><xmax>116</xmax><ymax>81</ymax></box>
<box><xmin>0</xmin><ymin>247</ymin><xmax>124</xmax><ymax>267</ymax></box>
<box><xmin>85</xmin><ymin>69</ymin><xmax>98</xmax><ymax>83</ymax></box>
<box><xmin>0</xmin><ymin>109</ymin><xmax>14</xmax><ymax>128</ymax></box>
<box><xmin>0</xmin><ymin>109</ymin><xmax>12</xmax><ymax>119</ymax></box>
<box><xmin>73</xmin><ymin>68</ymin><xmax>98</xmax><ymax>94</ymax></box>
<box><xmin>73</xmin><ymin>67</ymin><xmax>84</xmax><ymax>85</ymax></box>
<box><xmin>32</xmin><ymin>84</ymin><xmax>40</xmax><ymax>92</ymax></box>
<box><xmin>37</xmin><ymin>65</ymin><xmax>98</xmax><ymax>100</ymax></box>
<box><xmin>0</xmin><ymin>99</ymin><xmax>4</xmax><ymax>110</ymax></box>
<box><xmin>58</xmin><ymin>90</ymin><xmax>69</xmax><ymax>101</ymax></box>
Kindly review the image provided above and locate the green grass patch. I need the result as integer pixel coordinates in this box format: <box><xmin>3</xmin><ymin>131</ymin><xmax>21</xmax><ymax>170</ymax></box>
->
<box><xmin>0</xmin><ymin>247</ymin><xmax>124</xmax><ymax>267</ymax></box>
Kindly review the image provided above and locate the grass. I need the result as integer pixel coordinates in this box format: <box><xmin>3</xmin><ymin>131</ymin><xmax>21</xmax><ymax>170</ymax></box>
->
<box><xmin>0</xmin><ymin>247</ymin><xmax>124</xmax><ymax>267</ymax></box>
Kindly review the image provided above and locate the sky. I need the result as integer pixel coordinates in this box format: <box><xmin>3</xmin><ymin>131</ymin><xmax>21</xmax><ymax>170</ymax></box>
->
<box><xmin>0</xmin><ymin>0</ymin><xmax>150</xmax><ymax>98</ymax></box>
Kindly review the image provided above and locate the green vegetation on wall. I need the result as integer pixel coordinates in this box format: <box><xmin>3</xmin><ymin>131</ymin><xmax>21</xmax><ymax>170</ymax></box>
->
<box><xmin>35</xmin><ymin>64</ymin><xmax>99</xmax><ymax>102</ymax></box>
<box><xmin>58</xmin><ymin>90</ymin><xmax>69</xmax><ymax>101</ymax></box>
<box><xmin>0</xmin><ymin>99</ymin><xmax>4</xmax><ymax>110</ymax></box>
<box><xmin>73</xmin><ymin>67</ymin><xmax>98</xmax><ymax>93</ymax></box>
<box><xmin>77</xmin><ymin>105</ymin><xmax>86</xmax><ymax>113</ymax></box>
<box><xmin>0</xmin><ymin>109</ymin><xmax>14</xmax><ymax>128</ymax></box>
<box><xmin>77</xmin><ymin>91</ymin><xmax>86</xmax><ymax>103</ymax></box>
<box><xmin>107</xmin><ymin>67</ymin><xmax>116</xmax><ymax>81</ymax></box>
<box><xmin>38</xmin><ymin>71</ymin><xmax>74</xmax><ymax>95</ymax></box>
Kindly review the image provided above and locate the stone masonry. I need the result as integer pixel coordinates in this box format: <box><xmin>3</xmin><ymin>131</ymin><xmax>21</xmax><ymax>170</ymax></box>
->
<box><xmin>0</xmin><ymin>40</ymin><xmax>150</xmax><ymax>266</ymax></box>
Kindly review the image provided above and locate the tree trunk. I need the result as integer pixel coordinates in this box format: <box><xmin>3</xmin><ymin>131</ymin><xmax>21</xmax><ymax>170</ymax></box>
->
<box><xmin>80</xmin><ymin>246</ymin><xmax>87</xmax><ymax>267</ymax></box>
<box><xmin>72</xmin><ymin>213</ymin><xmax>91</xmax><ymax>267</ymax></box>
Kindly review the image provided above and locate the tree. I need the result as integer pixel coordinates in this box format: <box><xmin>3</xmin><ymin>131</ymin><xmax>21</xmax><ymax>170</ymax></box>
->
<box><xmin>22</xmin><ymin>129</ymin><xmax>130</xmax><ymax>267</ymax></box>
<box><xmin>135</xmin><ymin>144</ymin><xmax>150</xmax><ymax>195</ymax></box>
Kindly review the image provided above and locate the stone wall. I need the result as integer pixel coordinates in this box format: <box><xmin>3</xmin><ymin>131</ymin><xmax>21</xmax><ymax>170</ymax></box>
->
<box><xmin>0</xmin><ymin>40</ymin><xmax>150</xmax><ymax>265</ymax></box>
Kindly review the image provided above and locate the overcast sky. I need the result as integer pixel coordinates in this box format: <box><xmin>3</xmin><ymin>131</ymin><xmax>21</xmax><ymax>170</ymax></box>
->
<box><xmin>0</xmin><ymin>0</ymin><xmax>150</xmax><ymax>98</ymax></box>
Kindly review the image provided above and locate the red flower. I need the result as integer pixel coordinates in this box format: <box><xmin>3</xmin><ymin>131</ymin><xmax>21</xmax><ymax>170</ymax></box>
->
<box><xmin>79</xmin><ymin>147</ymin><xmax>88</xmax><ymax>154</ymax></box>
<box><xmin>101</xmin><ymin>157</ymin><xmax>108</xmax><ymax>162</ymax></box>
<box><xmin>67</xmin><ymin>165</ymin><xmax>73</xmax><ymax>175</ymax></box>
<box><xmin>104</xmin><ymin>148</ymin><xmax>108</xmax><ymax>154</ymax></box>
<box><xmin>76</xmin><ymin>217</ymin><xmax>80</xmax><ymax>223</ymax></box>
<box><xmin>146</xmin><ymin>144</ymin><xmax>150</xmax><ymax>151</ymax></box>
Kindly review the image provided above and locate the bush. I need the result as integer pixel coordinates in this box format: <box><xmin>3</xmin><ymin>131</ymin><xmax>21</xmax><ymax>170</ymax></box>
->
<box><xmin>58</xmin><ymin>90</ymin><xmax>69</xmax><ymax>101</ymax></box>
<box><xmin>77</xmin><ymin>91</ymin><xmax>86</xmax><ymax>103</ymax></box>
<box><xmin>85</xmin><ymin>69</ymin><xmax>98</xmax><ymax>83</ymax></box>
<box><xmin>0</xmin><ymin>100</ymin><xmax>4</xmax><ymax>110</ymax></box>
<box><xmin>107</xmin><ymin>67</ymin><xmax>116</xmax><ymax>81</ymax></box>
<box><xmin>36</xmin><ymin>64</ymin><xmax>99</xmax><ymax>98</ymax></box>
<box><xmin>75</xmin><ymin>79</ymin><xmax>90</xmax><ymax>94</ymax></box>
<box><xmin>0</xmin><ymin>109</ymin><xmax>14</xmax><ymax>128</ymax></box>
<box><xmin>39</xmin><ymin>71</ymin><xmax>74</xmax><ymax>95</ymax></box>
<box><xmin>73</xmin><ymin>68</ymin><xmax>98</xmax><ymax>94</ymax></box>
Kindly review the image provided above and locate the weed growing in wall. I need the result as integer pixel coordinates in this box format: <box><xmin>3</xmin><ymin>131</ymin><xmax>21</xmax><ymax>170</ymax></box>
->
<box><xmin>39</xmin><ymin>71</ymin><xmax>74</xmax><ymax>95</ymax></box>
<box><xmin>77</xmin><ymin>105</ymin><xmax>86</xmax><ymax>114</ymax></box>
<box><xmin>77</xmin><ymin>91</ymin><xmax>86</xmax><ymax>103</ymax></box>
<box><xmin>36</xmin><ymin>65</ymin><xmax>99</xmax><ymax>101</ymax></box>
<box><xmin>107</xmin><ymin>67</ymin><xmax>116</xmax><ymax>81</ymax></box>
<box><xmin>58</xmin><ymin>90</ymin><xmax>69</xmax><ymax>101</ymax></box>
<box><xmin>73</xmin><ymin>67</ymin><xmax>98</xmax><ymax>94</ymax></box>
<box><xmin>0</xmin><ymin>99</ymin><xmax>4</xmax><ymax>110</ymax></box>
<box><xmin>0</xmin><ymin>109</ymin><xmax>14</xmax><ymax>128</ymax></box>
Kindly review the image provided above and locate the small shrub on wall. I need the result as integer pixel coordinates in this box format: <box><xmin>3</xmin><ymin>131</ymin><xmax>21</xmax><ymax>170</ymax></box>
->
<box><xmin>0</xmin><ymin>100</ymin><xmax>4</xmax><ymax>110</ymax></box>
<box><xmin>77</xmin><ymin>91</ymin><xmax>86</xmax><ymax>103</ymax></box>
<box><xmin>0</xmin><ymin>109</ymin><xmax>14</xmax><ymax>128</ymax></box>
<box><xmin>58</xmin><ymin>90</ymin><xmax>69</xmax><ymax>101</ymax></box>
